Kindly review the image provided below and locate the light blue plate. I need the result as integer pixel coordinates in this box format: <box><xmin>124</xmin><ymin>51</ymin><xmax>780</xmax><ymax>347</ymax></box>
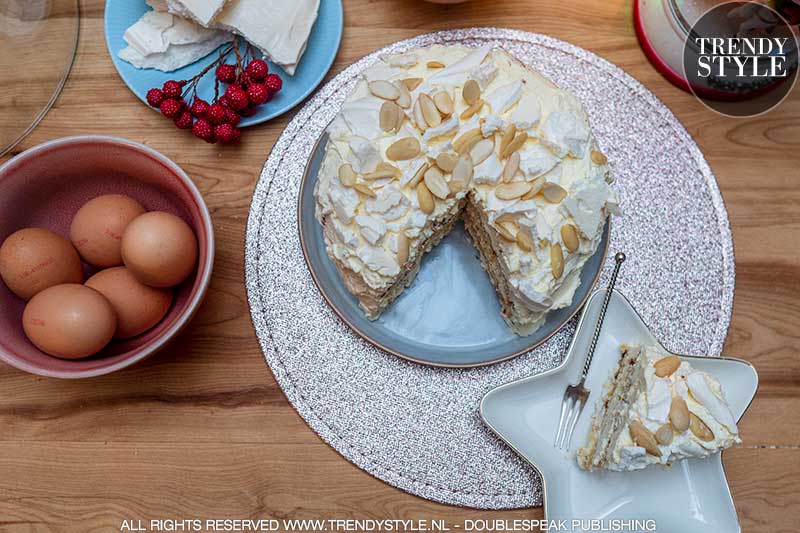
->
<box><xmin>104</xmin><ymin>0</ymin><xmax>343</xmax><ymax>127</ymax></box>
<box><xmin>299</xmin><ymin>133</ymin><xmax>611</xmax><ymax>367</ymax></box>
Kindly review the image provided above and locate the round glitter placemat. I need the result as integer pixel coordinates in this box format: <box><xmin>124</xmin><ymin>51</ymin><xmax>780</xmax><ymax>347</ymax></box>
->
<box><xmin>245</xmin><ymin>29</ymin><xmax>735</xmax><ymax>510</ymax></box>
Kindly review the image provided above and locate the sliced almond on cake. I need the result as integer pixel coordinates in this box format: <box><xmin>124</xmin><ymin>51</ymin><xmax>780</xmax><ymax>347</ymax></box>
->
<box><xmin>670</xmin><ymin>397</ymin><xmax>690</xmax><ymax>432</ymax></box>
<box><xmin>338</xmin><ymin>164</ymin><xmax>357</xmax><ymax>187</ymax></box>
<box><xmin>502</xmin><ymin>152</ymin><xmax>520</xmax><ymax>182</ymax></box>
<box><xmin>630</xmin><ymin>420</ymin><xmax>662</xmax><ymax>457</ymax></box>
<box><xmin>453</xmin><ymin>128</ymin><xmax>483</xmax><ymax>154</ymax></box>
<box><xmin>423</xmin><ymin>167</ymin><xmax>449</xmax><ymax>199</ymax></box>
<box><xmin>522</xmin><ymin>176</ymin><xmax>545</xmax><ymax>200</ymax></box>
<box><xmin>396</xmin><ymin>233</ymin><xmax>410</xmax><ymax>265</ymax></box>
<box><xmin>433</xmin><ymin>91</ymin><xmax>454</xmax><ymax>116</ymax></box>
<box><xmin>542</xmin><ymin>183</ymin><xmax>568</xmax><ymax>203</ymax></box>
<box><xmin>499</xmin><ymin>124</ymin><xmax>517</xmax><ymax>155</ymax></box>
<box><xmin>353</xmin><ymin>183</ymin><xmax>376</xmax><ymax>197</ymax></box>
<box><xmin>387</xmin><ymin>137</ymin><xmax>421</xmax><ymax>161</ymax></box>
<box><xmin>500</xmin><ymin>131</ymin><xmax>528</xmax><ymax>159</ymax></box>
<box><xmin>654</xmin><ymin>355</ymin><xmax>681</xmax><ymax>377</ymax></box>
<box><xmin>416</xmin><ymin>182</ymin><xmax>435</xmax><ymax>214</ymax></box>
<box><xmin>402</xmin><ymin>77</ymin><xmax>423</xmax><ymax>91</ymax></box>
<box><xmin>550</xmin><ymin>243</ymin><xmax>564</xmax><ymax>278</ymax></box>
<box><xmin>516</xmin><ymin>229</ymin><xmax>534</xmax><ymax>251</ymax></box>
<box><xmin>427</xmin><ymin>60</ymin><xmax>445</xmax><ymax>68</ymax></box>
<box><xmin>419</xmin><ymin>93</ymin><xmax>442</xmax><ymax>128</ymax></box>
<box><xmin>560</xmin><ymin>224</ymin><xmax>579</xmax><ymax>252</ymax></box>
<box><xmin>406</xmin><ymin>161</ymin><xmax>428</xmax><ymax>189</ymax></box>
<box><xmin>495</xmin><ymin>222</ymin><xmax>517</xmax><ymax>242</ymax></box>
<box><xmin>394</xmin><ymin>82</ymin><xmax>412</xmax><ymax>109</ymax></box>
<box><xmin>368</xmin><ymin>80</ymin><xmax>400</xmax><ymax>101</ymax></box>
<box><xmin>436</xmin><ymin>152</ymin><xmax>458</xmax><ymax>173</ymax></box>
<box><xmin>459</xmin><ymin>99</ymin><xmax>484</xmax><ymax>120</ymax></box>
<box><xmin>463</xmin><ymin>79</ymin><xmax>480</xmax><ymax>105</ymax></box>
<box><xmin>656</xmin><ymin>424</ymin><xmax>674</xmax><ymax>445</ymax></box>
<box><xmin>380</xmin><ymin>101</ymin><xmax>402</xmax><ymax>132</ymax></box>
<box><xmin>689</xmin><ymin>413</ymin><xmax>715</xmax><ymax>442</ymax></box>
<box><xmin>452</xmin><ymin>155</ymin><xmax>474</xmax><ymax>185</ymax></box>
<box><xmin>470</xmin><ymin>138</ymin><xmax>495</xmax><ymax>166</ymax></box>
<box><xmin>495</xmin><ymin>181</ymin><xmax>531</xmax><ymax>200</ymax></box>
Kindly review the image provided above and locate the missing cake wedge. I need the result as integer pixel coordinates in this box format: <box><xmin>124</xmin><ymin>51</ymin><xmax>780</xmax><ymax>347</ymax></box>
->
<box><xmin>577</xmin><ymin>344</ymin><xmax>741</xmax><ymax>471</ymax></box>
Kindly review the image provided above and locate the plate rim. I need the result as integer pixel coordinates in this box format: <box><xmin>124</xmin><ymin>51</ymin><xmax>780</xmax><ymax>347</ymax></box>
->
<box><xmin>102</xmin><ymin>0</ymin><xmax>344</xmax><ymax>127</ymax></box>
<box><xmin>479</xmin><ymin>288</ymin><xmax>759</xmax><ymax>519</ymax></box>
<box><xmin>298</xmin><ymin>130</ymin><xmax>612</xmax><ymax>368</ymax></box>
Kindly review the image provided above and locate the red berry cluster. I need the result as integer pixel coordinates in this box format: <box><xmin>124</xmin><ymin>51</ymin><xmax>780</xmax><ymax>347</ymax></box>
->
<box><xmin>146</xmin><ymin>43</ymin><xmax>283</xmax><ymax>145</ymax></box>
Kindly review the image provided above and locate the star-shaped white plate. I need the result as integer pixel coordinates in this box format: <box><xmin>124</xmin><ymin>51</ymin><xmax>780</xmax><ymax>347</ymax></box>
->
<box><xmin>481</xmin><ymin>289</ymin><xmax>758</xmax><ymax>532</ymax></box>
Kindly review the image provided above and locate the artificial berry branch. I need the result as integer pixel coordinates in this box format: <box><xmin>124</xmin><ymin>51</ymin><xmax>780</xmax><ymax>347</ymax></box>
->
<box><xmin>145</xmin><ymin>36</ymin><xmax>283</xmax><ymax>145</ymax></box>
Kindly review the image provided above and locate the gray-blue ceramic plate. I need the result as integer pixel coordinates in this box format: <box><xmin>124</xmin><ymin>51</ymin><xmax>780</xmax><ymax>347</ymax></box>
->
<box><xmin>299</xmin><ymin>133</ymin><xmax>610</xmax><ymax>367</ymax></box>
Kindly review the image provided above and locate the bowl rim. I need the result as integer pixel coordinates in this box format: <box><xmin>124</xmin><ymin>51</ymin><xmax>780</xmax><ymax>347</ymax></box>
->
<box><xmin>0</xmin><ymin>135</ymin><xmax>215</xmax><ymax>379</ymax></box>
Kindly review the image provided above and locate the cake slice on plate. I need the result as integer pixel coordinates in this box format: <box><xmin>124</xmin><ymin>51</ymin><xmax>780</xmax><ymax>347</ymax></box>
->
<box><xmin>577</xmin><ymin>344</ymin><xmax>741</xmax><ymax>471</ymax></box>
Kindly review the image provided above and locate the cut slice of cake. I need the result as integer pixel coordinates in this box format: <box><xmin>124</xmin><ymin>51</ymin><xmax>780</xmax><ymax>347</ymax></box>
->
<box><xmin>314</xmin><ymin>45</ymin><xmax>619</xmax><ymax>335</ymax></box>
<box><xmin>577</xmin><ymin>344</ymin><xmax>741</xmax><ymax>471</ymax></box>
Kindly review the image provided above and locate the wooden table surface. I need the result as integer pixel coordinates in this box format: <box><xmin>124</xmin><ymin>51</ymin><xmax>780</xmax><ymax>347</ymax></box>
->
<box><xmin>1</xmin><ymin>0</ymin><xmax>798</xmax><ymax>531</ymax></box>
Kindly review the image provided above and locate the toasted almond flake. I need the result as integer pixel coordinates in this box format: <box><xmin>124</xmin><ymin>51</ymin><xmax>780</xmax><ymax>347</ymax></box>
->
<box><xmin>516</xmin><ymin>230</ymin><xmax>534</xmax><ymax>251</ymax></box>
<box><xmin>591</xmin><ymin>149</ymin><xmax>608</xmax><ymax>165</ymax></box>
<box><xmin>433</xmin><ymin>91</ymin><xmax>454</xmax><ymax>116</ymax></box>
<box><xmin>499</xmin><ymin>124</ymin><xmax>517</xmax><ymax>155</ymax></box>
<box><xmin>494</xmin><ymin>212</ymin><xmax>518</xmax><ymax>225</ymax></box>
<box><xmin>423</xmin><ymin>167</ymin><xmax>449</xmax><ymax>199</ymax></box>
<box><xmin>654</xmin><ymin>355</ymin><xmax>682</xmax><ymax>377</ymax></box>
<box><xmin>406</xmin><ymin>161</ymin><xmax>429</xmax><ymax>189</ymax></box>
<box><xmin>630</xmin><ymin>420</ymin><xmax>662</xmax><ymax>457</ymax></box>
<box><xmin>656</xmin><ymin>424</ymin><xmax>674</xmax><ymax>445</ymax></box>
<box><xmin>462</xmin><ymin>79</ymin><xmax>480</xmax><ymax>105</ymax></box>
<box><xmin>386</xmin><ymin>137</ymin><xmax>421</xmax><ymax>161</ymax></box>
<box><xmin>396</xmin><ymin>233</ymin><xmax>410</xmax><ymax>265</ymax></box>
<box><xmin>670</xmin><ymin>397</ymin><xmax>690</xmax><ymax>432</ymax></box>
<box><xmin>452</xmin><ymin>155</ymin><xmax>474</xmax><ymax>185</ymax></box>
<box><xmin>459</xmin><ymin>99</ymin><xmax>484</xmax><ymax>120</ymax></box>
<box><xmin>377</xmin><ymin>161</ymin><xmax>401</xmax><ymax>176</ymax></box>
<box><xmin>495</xmin><ymin>222</ymin><xmax>516</xmax><ymax>242</ymax></box>
<box><xmin>427</xmin><ymin>60</ymin><xmax>445</xmax><ymax>68</ymax></box>
<box><xmin>394</xmin><ymin>81</ymin><xmax>412</xmax><ymax>109</ymax></box>
<box><xmin>413</xmin><ymin>99</ymin><xmax>427</xmax><ymax>131</ymax></box>
<box><xmin>542</xmin><ymin>182</ymin><xmax>568</xmax><ymax>203</ymax></box>
<box><xmin>521</xmin><ymin>176</ymin><xmax>545</xmax><ymax>200</ymax></box>
<box><xmin>470</xmin><ymin>138</ymin><xmax>495</xmax><ymax>166</ymax></box>
<box><xmin>495</xmin><ymin>181</ymin><xmax>532</xmax><ymax>200</ymax></box>
<box><xmin>435</xmin><ymin>152</ymin><xmax>458</xmax><ymax>173</ymax></box>
<box><xmin>689</xmin><ymin>413</ymin><xmax>715</xmax><ymax>442</ymax></box>
<box><xmin>550</xmin><ymin>243</ymin><xmax>564</xmax><ymax>278</ymax></box>
<box><xmin>560</xmin><ymin>224</ymin><xmax>579</xmax><ymax>252</ymax></box>
<box><xmin>338</xmin><ymin>164</ymin><xmax>357</xmax><ymax>187</ymax></box>
<box><xmin>368</xmin><ymin>80</ymin><xmax>400</xmax><ymax>100</ymax></box>
<box><xmin>452</xmin><ymin>128</ymin><xmax>482</xmax><ymax>153</ymax></box>
<box><xmin>402</xmin><ymin>77</ymin><xmax>423</xmax><ymax>91</ymax></box>
<box><xmin>502</xmin><ymin>151</ymin><xmax>520</xmax><ymax>182</ymax></box>
<box><xmin>417</xmin><ymin>182</ymin><xmax>435</xmax><ymax>214</ymax></box>
<box><xmin>363</xmin><ymin>168</ymin><xmax>396</xmax><ymax>180</ymax></box>
<box><xmin>419</xmin><ymin>93</ymin><xmax>442</xmax><ymax>128</ymax></box>
<box><xmin>500</xmin><ymin>131</ymin><xmax>528</xmax><ymax>159</ymax></box>
<box><xmin>353</xmin><ymin>183</ymin><xmax>376</xmax><ymax>197</ymax></box>
<box><xmin>448</xmin><ymin>179</ymin><xmax>466</xmax><ymax>196</ymax></box>
<box><xmin>380</xmin><ymin>101</ymin><xmax>401</xmax><ymax>132</ymax></box>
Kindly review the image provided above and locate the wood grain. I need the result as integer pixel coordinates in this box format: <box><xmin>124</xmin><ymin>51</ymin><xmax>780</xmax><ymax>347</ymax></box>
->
<box><xmin>1</xmin><ymin>0</ymin><xmax>798</xmax><ymax>531</ymax></box>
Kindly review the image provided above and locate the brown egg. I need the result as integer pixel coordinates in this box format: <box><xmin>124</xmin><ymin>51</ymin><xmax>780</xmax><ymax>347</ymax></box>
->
<box><xmin>121</xmin><ymin>211</ymin><xmax>198</xmax><ymax>287</ymax></box>
<box><xmin>0</xmin><ymin>228</ymin><xmax>84</xmax><ymax>300</ymax></box>
<box><xmin>86</xmin><ymin>267</ymin><xmax>173</xmax><ymax>338</ymax></box>
<box><xmin>22</xmin><ymin>284</ymin><xmax>117</xmax><ymax>359</ymax></box>
<box><xmin>70</xmin><ymin>194</ymin><xmax>146</xmax><ymax>267</ymax></box>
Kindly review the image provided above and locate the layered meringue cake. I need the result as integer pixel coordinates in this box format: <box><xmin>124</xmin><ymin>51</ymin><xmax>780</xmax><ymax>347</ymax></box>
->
<box><xmin>577</xmin><ymin>345</ymin><xmax>741</xmax><ymax>471</ymax></box>
<box><xmin>314</xmin><ymin>44</ymin><xmax>619</xmax><ymax>335</ymax></box>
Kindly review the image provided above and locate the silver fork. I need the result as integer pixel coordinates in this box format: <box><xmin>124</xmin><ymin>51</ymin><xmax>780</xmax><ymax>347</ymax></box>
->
<box><xmin>554</xmin><ymin>252</ymin><xmax>626</xmax><ymax>451</ymax></box>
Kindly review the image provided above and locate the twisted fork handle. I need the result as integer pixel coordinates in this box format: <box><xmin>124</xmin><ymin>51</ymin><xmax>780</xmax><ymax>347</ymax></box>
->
<box><xmin>581</xmin><ymin>252</ymin><xmax>626</xmax><ymax>380</ymax></box>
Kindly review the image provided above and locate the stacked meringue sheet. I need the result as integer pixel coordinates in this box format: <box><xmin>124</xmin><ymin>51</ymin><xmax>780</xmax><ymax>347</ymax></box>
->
<box><xmin>119</xmin><ymin>0</ymin><xmax>320</xmax><ymax>74</ymax></box>
<box><xmin>314</xmin><ymin>44</ymin><xmax>620</xmax><ymax>336</ymax></box>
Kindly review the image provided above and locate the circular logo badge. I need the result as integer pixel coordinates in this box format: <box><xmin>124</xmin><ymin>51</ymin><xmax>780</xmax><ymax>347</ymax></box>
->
<box><xmin>682</xmin><ymin>1</ymin><xmax>799</xmax><ymax>117</ymax></box>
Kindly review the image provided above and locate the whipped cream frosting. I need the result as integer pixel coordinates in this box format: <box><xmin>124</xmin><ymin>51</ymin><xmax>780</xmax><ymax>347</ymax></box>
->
<box><xmin>315</xmin><ymin>44</ymin><xmax>619</xmax><ymax>327</ymax></box>
<box><xmin>610</xmin><ymin>345</ymin><xmax>741</xmax><ymax>471</ymax></box>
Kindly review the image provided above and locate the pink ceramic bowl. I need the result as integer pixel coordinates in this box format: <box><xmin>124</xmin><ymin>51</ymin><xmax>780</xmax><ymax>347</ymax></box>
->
<box><xmin>0</xmin><ymin>136</ymin><xmax>214</xmax><ymax>378</ymax></box>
